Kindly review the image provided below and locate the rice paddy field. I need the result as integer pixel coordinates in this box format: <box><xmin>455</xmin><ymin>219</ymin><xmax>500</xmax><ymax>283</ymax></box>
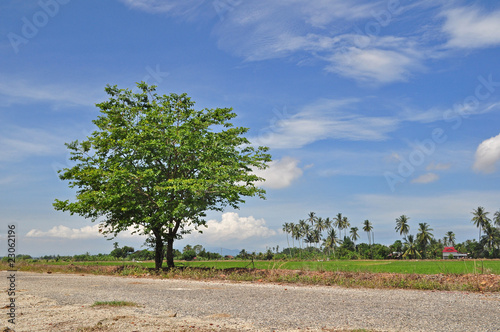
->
<box><xmin>181</xmin><ymin>259</ymin><xmax>500</xmax><ymax>275</ymax></box>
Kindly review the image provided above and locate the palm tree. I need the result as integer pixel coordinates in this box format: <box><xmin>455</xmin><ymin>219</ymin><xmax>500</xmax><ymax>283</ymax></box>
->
<box><xmin>481</xmin><ymin>222</ymin><xmax>500</xmax><ymax>251</ymax></box>
<box><xmin>471</xmin><ymin>207</ymin><xmax>491</xmax><ymax>242</ymax></box>
<box><xmin>445</xmin><ymin>231</ymin><xmax>456</xmax><ymax>247</ymax></box>
<box><xmin>395</xmin><ymin>215</ymin><xmax>410</xmax><ymax>237</ymax></box>
<box><xmin>307</xmin><ymin>212</ymin><xmax>318</xmax><ymax>227</ymax></box>
<box><xmin>293</xmin><ymin>222</ymin><xmax>303</xmax><ymax>250</ymax></box>
<box><xmin>334</xmin><ymin>213</ymin><xmax>343</xmax><ymax>237</ymax></box>
<box><xmin>314</xmin><ymin>217</ymin><xmax>328</xmax><ymax>248</ymax></box>
<box><xmin>323</xmin><ymin>217</ymin><xmax>332</xmax><ymax>231</ymax></box>
<box><xmin>416</xmin><ymin>222</ymin><xmax>433</xmax><ymax>258</ymax></box>
<box><xmin>311</xmin><ymin>229</ymin><xmax>322</xmax><ymax>248</ymax></box>
<box><xmin>341</xmin><ymin>216</ymin><xmax>350</xmax><ymax>238</ymax></box>
<box><xmin>282</xmin><ymin>222</ymin><xmax>291</xmax><ymax>251</ymax></box>
<box><xmin>350</xmin><ymin>227</ymin><xmax>359</xmax><ymax>248</ymax></box>
<box><xmin>494</xmin><ymin>209</ymin><xmax>500</xmax><ymax>228</ymax></box>
<box><xmin>302</xmin><ymin>223</ymin><xmax>311</xmax><ymax>247</ymax></box>
<box><xmin>363</xmin><ymin>220</ymin><xmax>373</xmax><ymax>246</ymax></box>
<box><xmin>323</xmin><ymin>228</ymin><xmax>340</xmax><ymax>257</ymax></box>
<box><xmin>289</xmin><ymin>222</ymin><xmax>296</xmax><ymax>248</ymax></box>
<box><xmin>403</xmin><ymin>234</ymin><xmax>421</xmax><ymax>259</ymax></box>
<box><xmin>283</xmin><ymin>222</ymin><xmax>293</xmax><ymax>257</ymax></box>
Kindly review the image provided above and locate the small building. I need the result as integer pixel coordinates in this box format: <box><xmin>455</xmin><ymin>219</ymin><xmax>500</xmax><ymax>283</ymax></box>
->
<box><xmin>387</xmin><ymin>251</ymin><xmax>403</xmax><ymax>259</ymax></box>
<box><xmin>443</xmin><ymin>247</ymin><xmax>467</xmax><ymax>259</ymax></box>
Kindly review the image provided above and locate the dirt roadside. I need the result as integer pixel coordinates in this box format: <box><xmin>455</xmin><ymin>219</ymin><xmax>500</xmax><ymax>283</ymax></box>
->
<box><xmin>2</xmin><ymin>271</ymin><xmax>500</xmax><ymax>332</ymax></box>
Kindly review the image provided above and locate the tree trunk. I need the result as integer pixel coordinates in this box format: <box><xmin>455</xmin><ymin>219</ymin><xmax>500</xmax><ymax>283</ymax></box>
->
<box><xmin>154</xmin><ymin>232</ymin><xmax>164</xmax><ymax>270</ymax></box>
<box><xmin>166</xmin><ymin>238</ymin><xmax>175</xmax><ymax>268</ymax></box>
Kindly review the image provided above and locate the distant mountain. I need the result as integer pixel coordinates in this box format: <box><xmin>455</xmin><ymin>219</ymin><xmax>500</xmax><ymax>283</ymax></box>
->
<box><xmin>205</xmin><ymin>247</ymin><xmax>240</xmax><ymax>256</ymax></box>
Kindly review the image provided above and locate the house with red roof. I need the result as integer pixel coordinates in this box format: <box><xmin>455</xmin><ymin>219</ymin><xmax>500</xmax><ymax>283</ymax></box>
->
<box><xmin>443</xmin><ymin>247</ymin><xmax>468</xmax><ymax>259</ymax></box>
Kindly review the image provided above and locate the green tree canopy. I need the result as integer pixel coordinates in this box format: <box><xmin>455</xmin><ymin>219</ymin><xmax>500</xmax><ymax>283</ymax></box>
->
<box><xmin>54</xmin><ymin>82</ymin><xmax>271</xmax><ymax>269</ymax></box>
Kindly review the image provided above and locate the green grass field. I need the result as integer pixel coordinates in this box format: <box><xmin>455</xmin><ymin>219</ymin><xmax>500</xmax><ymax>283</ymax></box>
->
<box><xmin>30</xmin><ymin>259</ymin><xmax>500</xmax><ymax>275</ymax></box>
<box><xmin>179</xmin><ymin>259</ymin><xmax>500</xmax><ymax>274</ymax></box>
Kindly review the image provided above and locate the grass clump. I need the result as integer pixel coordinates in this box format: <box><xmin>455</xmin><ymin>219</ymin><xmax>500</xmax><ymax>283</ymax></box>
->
<box><xmin>91</xmin><ymin>301</ymin><xmax>137</xmax><ymax>307</ymax></box>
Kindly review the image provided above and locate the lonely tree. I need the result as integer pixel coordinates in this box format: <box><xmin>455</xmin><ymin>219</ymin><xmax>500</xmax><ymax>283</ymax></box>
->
<box><xmin>54</xmin><ymin>82</ymin><xmax>271</xmax><ymax>269</ymax></box>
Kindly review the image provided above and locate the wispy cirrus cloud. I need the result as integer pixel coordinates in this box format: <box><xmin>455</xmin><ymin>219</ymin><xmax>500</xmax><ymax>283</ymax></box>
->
<box><xmin>0</xmin><ymin>126</ymin><xmax>66</xmax><ymax>162</ymax></box>
<box><xmin>118</xmin><ymin>0</ymin><xmax>209</xmax><ymax>19</ymax></box>
<box><xmin>325</xmin><ymin>45</ymin><xmax>423</xmax><ymax>83</ymax></box>
<box><xmin>442</xmin><ymin>6</ymin><xmax>500</xmax><ymax>49</ymax></box>
<box><xmin>0</xmin><ymin>76</ymin><xmax>102</xmax><ymax>107</ymax></box>
<box><xmin>118</xmin><ymin>1</ymin><xmax>500</xmax><ymax>84</ymax></box>
<box><xmin>251</xmin><ymin>98</ymin><xmax>398</xmax><ymax>149</ymax></box>
<box><xmin>213</xmin><ymin>1</ymin><xmax>429</xmax><ymax>84</ymax></box>
<box><xmin>426</xmin><ymin>162</ymin><xmax>451</xmax><ymax>171</ymax></box>
<box><xmin>411</xmin><ymin>172</ymin><xmax>439</xmax><ymax>184</ymax></box>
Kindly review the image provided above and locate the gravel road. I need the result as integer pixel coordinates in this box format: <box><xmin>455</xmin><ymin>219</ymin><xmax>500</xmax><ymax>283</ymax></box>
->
<box><xmin>2</xmin><ymin>271</ymin><xmax>499</xmax><ymax>331</ymax></box>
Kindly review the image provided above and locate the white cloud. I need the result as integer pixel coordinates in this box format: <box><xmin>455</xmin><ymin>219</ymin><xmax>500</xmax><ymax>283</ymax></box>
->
<box><xmin>0</xmin><ymin>76</ymin><xmax>101</xmax><ymax>107</ymax></box>
<box><xmin>411</xmin><ymin>172</ymin><xmax>439</xmax><ymax>184</ymax></box>
<box><xmin>443</xmin><ymin>7</ymin><xmax>500</xmax><ymax>49</ymax></box>
<box><xmin>473</xmin><ymin>133</ymin><xmax>500</xmax><ymax>173</ymax></box>
<box><xmin>26</xmin><ymin>224</ymin><xmax>103</xmax><ymax>239</ymax></box>
<box><xmin>252</xmin><ymin>98</ymin><xmax>398</xmax><ymax>149</ymax></box>
<box><xmin>120</xmin><ymin>1</ymin><xmax>476</xmax><ymax>85</ymax></box>
<box><xmin>426</xmin><ymin>162</ymin><xmax>451</xmax><ymax>171</ymax></box>
<box><xmin>0</xmin><ymin>126</ymin><xmax>66</xmax><ymax>162</ymax></box>
<box><xmin>118</xmin><ymin>0</ymin><xmax>207</xmax><ymax>19</ymax></box>
<box><xmin>326</xmin><ymin>47</ymin><xmax>421</xmax><ymax>83</ymax></box>
<box><xmin>253</xmin><ymin>157</ymin><xmax>303</xmax><ymax>189</ymax></box>
<box><xmin>26</xmin><ymin>224</ymin><xmax>144</xmax><ymax>239</ymax></box>
<box><xmin>188</xmin><ymin>212</ymin><xmax>277</xmax><ymax>243</ymax></box>
<box><xmin>211</xmin><ymin>1</ymin><xmax>431</xmax><ymax>84</ymax></box>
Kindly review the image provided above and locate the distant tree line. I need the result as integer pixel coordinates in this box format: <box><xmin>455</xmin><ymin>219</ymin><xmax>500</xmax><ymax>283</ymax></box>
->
<box><xmin>279</xmin><ymin>207</ymin><xmax>500</xmax><ymax>260</ymax></box>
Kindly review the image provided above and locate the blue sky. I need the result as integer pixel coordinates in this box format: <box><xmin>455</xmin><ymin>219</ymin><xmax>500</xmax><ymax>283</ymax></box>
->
<box><xmin>2</xmin><ymin>0</ymin><xmax>500</xmax><ymax>256</ymax></box>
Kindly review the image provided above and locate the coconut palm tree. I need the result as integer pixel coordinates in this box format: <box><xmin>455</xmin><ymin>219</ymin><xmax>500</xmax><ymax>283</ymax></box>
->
<box><xmin>403</xmin><ymin>234</ymin><xmax>421</xmax><ymax>259</ymax></box>
<box><xmin>350</xmin><ymin>227</ymin><xmax>359</xmax><ymax>249</ymax></box>
<box><xmin>481</xmin><ymin>222</ymin><xmax>500</xmax><ymax>251</ymax></box>
<box><xmin>471</xmin><ymin>207</ymin><xmax>491</xmax><ymax>242</ymax></box>
<box><xmin>494</xmin><ymin>209</ymin><xmax>500</xmax><ymax>228</ymax></box>
<box><xmin>302</xmin><ymin>223</ymin><xmax>311</xmax><ymax>247</ymax></box>
<box><xmin>341</xmin><ymin>216</ymin><xmax>350</xmax><ymax>238</ymax></box>
<box><xmin>323</xmin><ymin>217</ymin><xmax>332</xmax><ymax>231</ymax></box>
<box><xmin>395</xmin><ymin>215</ymin><xmax>410</xmax><ymax>237</ymax></box>
<box><xmin>445</xmin><ymin>231</ymin><xmax>456</xmax><ymax>247</ymax></box>
<box><xmin>294</xmin><ymin>222</ymin><xmax>305</xmax><ymax>250</ymax></box>
<box><xmin>417</xmin><ymin>222</ymin><xmax>433</xmax><ymax>258</ymax></box>
<box><xmin>312</xmin><ymin>217</ymin><xmax>328</xmax><ymax>248</ymax></box>
<box><xmin>363</xmin><ymin>220</ymin><xmax>373</xmax><ymax>246</ymax></box>
<box><xmin>323</xmin><ymin>228</ymin><xmax>340</xmax><ymax>257</ymax></box>
<box><xmin>289</xmin><ymin>222</ymin><xmax>296</xmax><ymax>248</ymax></box>
<box><xmin>282</xmin><ymin>222</ymin><xmax>291</xmax><ymax>250</ymax></box>
<box><xmin>334</xmin><ymin>213</ymin><xmax>343</xmax><ymax>237</ymax></box>
<box><xmin>307</xmin><ymin>212</ymin><xmax>318</xmax><ymax>227</ymax></box>
<box><xmin>283</xmin><ymin>222</ymin><xmax>292</xmax><ymax>257</ymax></box>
